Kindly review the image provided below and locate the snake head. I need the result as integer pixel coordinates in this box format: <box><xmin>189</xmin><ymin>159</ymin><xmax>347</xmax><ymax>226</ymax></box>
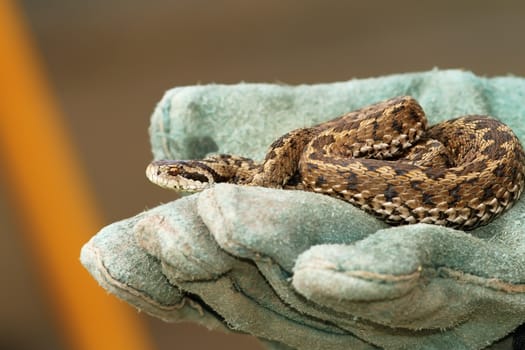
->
<box><xmin>146</xmin><ymin>160</ymin><xmax>215</xmax><ymax>192</ymax></box>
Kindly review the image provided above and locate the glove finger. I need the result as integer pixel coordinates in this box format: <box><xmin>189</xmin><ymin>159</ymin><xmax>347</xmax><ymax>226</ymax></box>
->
<box><xmin>293</xmin><ymin>224</ymin><xmax>525</xmax><ymax>330</ymax></box>
<box><xmin>197</xmin><ymin>183</ymin><xmax>387</xmax><ymax>272</ymax></box>
<box><xmin>135</xmin><ymin>196</ymin><xmax>235</xmax><ymax>281</ymax></box>
<box><xmin>80</xmin><ymin>203</ymin><xmax>227</xmax><ymax>329</ymax></box>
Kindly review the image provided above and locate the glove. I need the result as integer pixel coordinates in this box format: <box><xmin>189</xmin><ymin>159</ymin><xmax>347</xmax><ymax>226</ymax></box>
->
<box><xmin>81</xmin><ymin>69</ymin><xmax>525</xmax><ymax>349</ymax></box>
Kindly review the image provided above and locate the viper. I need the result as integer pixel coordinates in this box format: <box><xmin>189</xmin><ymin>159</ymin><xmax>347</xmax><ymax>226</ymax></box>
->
<box><xmin>146</xmin><ymin>96</ymin><xmax>525</xmax><ymax>230</ymax></box>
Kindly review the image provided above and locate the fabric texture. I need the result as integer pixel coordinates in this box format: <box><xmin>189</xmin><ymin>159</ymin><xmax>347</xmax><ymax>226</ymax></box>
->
<box><xmin>81</xmin><ymin>70</ymin><xmax>525</xmax><ymax>350</ymax></box>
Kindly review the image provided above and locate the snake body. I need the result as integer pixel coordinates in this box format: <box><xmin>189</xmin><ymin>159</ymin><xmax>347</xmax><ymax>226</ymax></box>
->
<box><xmin>146</xmin><ymin>96</ymin><xmax>525</xmax><ymax>230</ymax></box>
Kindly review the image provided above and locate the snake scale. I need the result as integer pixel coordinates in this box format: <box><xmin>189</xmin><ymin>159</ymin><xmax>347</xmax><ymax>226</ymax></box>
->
<box><xmin>146</xmin><ymin>96</ymin><xmax>525</xmax><ymax>230</ymax></box>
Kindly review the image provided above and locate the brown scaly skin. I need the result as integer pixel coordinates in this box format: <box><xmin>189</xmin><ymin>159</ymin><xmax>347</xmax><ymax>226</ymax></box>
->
<box><xmin>146</xmin><ymin>96</ymin><xmax>525</xmax><ymax>230</ymax></box>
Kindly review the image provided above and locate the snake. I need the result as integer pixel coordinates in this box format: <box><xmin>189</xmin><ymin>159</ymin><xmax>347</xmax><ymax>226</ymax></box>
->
<box><xmin>146</xmin><ymin>96</ymin><xmax>525</xmax><ymax>230</ymax></box>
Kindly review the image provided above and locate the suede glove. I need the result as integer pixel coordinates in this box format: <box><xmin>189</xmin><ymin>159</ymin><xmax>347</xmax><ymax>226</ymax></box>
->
<box><xmin>81</xmin><ymin>70</ymin><xmax>525</xmax><ymax>350</ymax></box>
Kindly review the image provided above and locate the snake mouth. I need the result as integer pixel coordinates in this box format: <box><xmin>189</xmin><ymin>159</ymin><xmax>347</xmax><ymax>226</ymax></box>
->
<box><xmin>146</xmin><ymin>161</ymin><xmax>213</xmax><ymax>192</ymax></box>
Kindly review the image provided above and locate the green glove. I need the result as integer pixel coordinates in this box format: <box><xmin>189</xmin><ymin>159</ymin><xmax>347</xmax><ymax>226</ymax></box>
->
<box><xmin>81</xmin><ymin>70</ymin><xmax>525</xmax><ymax>350</ymax></box>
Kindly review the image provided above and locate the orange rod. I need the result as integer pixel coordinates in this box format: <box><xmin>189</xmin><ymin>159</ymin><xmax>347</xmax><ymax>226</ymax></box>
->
<box><xmin>0</xmin><ymin>2</ymin><xmax>154</xmax><ymax>350</ymax></box>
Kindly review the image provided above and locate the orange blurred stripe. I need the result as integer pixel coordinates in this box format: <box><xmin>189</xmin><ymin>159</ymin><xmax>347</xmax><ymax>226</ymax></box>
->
<box><xmin>0</xmin><ymin>2</ymin><xmax>154</xmax><ymax>350</ymax></box>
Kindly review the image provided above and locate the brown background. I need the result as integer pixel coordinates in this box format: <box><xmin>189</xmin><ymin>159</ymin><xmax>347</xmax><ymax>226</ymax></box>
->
<box><xmin>2</xmin><ymin>1</ymin><xmax>525</xmax><ymax>349</ymax></box>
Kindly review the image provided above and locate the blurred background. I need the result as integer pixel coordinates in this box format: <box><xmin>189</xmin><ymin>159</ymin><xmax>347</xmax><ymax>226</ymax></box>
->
<box><xmin>1</xmin><ymin>0</ymin><xmax>524</xmax><ymax>349</ymax></box>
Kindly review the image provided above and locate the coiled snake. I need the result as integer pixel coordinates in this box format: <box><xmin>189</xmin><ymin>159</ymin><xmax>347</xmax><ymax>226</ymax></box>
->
<box><xmin>146</xmin><ymin>96</ymin><xmax>525</xmax><ymax>230</ymax></box>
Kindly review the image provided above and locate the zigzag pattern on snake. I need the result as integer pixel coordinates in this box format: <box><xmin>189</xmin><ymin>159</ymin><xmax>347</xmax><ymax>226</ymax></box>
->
<box><xmin>146</xmin><ymin>96</ymin><xmax>525</xmax><ymax>230</ymax></box>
